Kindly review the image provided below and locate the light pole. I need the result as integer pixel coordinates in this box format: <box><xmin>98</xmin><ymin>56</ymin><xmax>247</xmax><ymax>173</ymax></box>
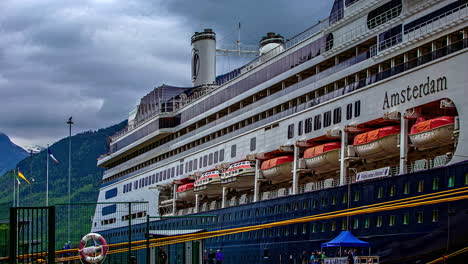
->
<box><xmin>66</xmin><ymin>116</ymin><xmax>73</xmax><ymax>242</ymax></box>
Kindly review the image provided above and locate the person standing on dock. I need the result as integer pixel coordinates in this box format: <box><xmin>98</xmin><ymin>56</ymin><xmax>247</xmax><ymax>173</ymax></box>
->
<box><xmin>208</xmin><ymin>249</ymin><xmax>215</xmax><ymax>264</ymax></box>
<box><xmin>216</xmin><ymin>249</ymin><xmax>223</xmax><ymax>264</ymax></box>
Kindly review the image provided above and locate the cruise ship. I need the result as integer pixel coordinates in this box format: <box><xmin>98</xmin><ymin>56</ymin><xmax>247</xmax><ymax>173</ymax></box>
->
<box><xmin>93</xmin><ymin>0</ymin><xmax>468</xmax><ymax>263</ymax></box>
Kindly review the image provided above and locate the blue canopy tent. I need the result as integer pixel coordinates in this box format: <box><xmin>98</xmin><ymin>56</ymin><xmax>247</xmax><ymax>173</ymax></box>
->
<box><xmin>321</xmin><ymin>231</ymin><xmax>371</xmax><ymax>256</ymax></box>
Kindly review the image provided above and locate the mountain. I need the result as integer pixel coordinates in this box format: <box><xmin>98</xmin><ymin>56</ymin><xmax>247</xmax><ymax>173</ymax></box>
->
<box><xmin>0</xmin><ymin>120</ymin><xmax>126</xmax><ymax>206</ymax></box>
<box><xmin>0</xmin><ymin>133</ymin><xmax>28</xmax><ymax>176</ymax></box>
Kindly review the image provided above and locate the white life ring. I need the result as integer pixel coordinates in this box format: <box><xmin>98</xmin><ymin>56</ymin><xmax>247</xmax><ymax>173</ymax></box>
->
<box><xmin>78</xmin><ymin>233</ymin><xmax>109</xmax><ymax>263</ymax></box>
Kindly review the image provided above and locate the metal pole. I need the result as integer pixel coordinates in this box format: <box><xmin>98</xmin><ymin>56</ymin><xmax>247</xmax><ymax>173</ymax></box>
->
<box><xmin>128</xmin><ymin>202</ymin><xmax>132</xmax><ymax>263</ymax></box>
<box><xmin>146</xmin><ymin>214</ymin><xmax>150</xmax><ymax>264</ymax></box>
<box><xmin>292</xmin><ymin>144</ymin><xmax>298</xmax><ymax>195</ymax></box>
<box><xmin>46</xmin><ymin>145</ymin><xmax>49</xmax><ymax>206</ymax></box>
<box><xmin>12</xmin><ymin>170</ymin><xmax>15</xmax><ymax>208</ymax></box>
<box><xmin>66</xmin><ymin>117</ymin><xmax>73</xmax><ymax>243</ymax></box>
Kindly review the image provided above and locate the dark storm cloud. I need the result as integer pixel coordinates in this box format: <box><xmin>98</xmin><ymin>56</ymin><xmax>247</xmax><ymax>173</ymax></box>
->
<box><xmin>0</xmin><ymin>0</ymin><xmax>333</xmax><ymax>148</ymax></box>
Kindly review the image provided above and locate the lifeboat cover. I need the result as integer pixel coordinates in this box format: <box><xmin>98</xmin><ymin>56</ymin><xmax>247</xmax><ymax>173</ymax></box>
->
<box><xmin>261</xmin><ymin>156</ymin><xmax>294</xmax><ymax>170</ymax></box>
<box><xmin>177</xmin><ymin>183</ymin><xmax>194</xmax><ymax>192</ymax></box>
<box><xmin>410</xmin><ymin>116</ymin><xmax>455</xmax><ymax>134</ymax></box>
<box><xmin>304</xmin><ymin>142</ymin><xmax>341</xmax><ymax>158</ymax></box>
<box><xmin>354</xmin><ymin>126</ymin><xmax>400</xmax><ymax>145</ymax></box>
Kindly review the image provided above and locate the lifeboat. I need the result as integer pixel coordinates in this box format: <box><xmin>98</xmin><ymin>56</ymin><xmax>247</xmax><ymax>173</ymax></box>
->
<box><xmin>260</xmin><ymin>156</ymin><xmax>294</xmax><ymax>184</ymax></box>
<box><xmin>410</xmin><ymin>116</ymin><xmax>455</xmax><ymax>150</ymax></box>
<box><xmin>221</xmin><ymin>161</ymin><xmax>255</xmax><ymax>189</ymax></box>
<box><xmin>176</xmin><ymin>183</ymin><xmax>195</xmax><ymax>201</ymax></box>
<box><xmin>353</xmin><ymin>126</ymin><xmax>400</xmax><ymax>161</ymax></box>
<box><xmin>303</xmin><ymin>142</ymin><xmax>341</xmax><ymax>173</ymax></box>
<box><xmin>194</xmin><ymin>170</ymin><xmax>222</xmax><ymax>197</ymax></box>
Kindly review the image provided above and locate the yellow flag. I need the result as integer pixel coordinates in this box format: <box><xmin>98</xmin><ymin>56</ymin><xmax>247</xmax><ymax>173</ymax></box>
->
<box><xmin>17</xmin><ymin>170</ymin><xmax>31</xmax><ymax>184</ymax></box>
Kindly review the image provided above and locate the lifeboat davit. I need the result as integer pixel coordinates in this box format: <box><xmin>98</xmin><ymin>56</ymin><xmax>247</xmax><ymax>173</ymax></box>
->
<box><xmin>304</xmin><ymin>142</ymin><xmax>341</xmax><ymax>173</ymax></box>
<box><xmin>410</xmin><ymin>116</ymin><xmax>455</xmax><ymax>150</ymax></box>
<box><xmin>353</xmin><ymin>126</ymin><xmax>400</xmax><ymax>161</ymax></box>
<box><xmin>260</xmin><ymin>156</ymin><xmax>293</xmax><ymax>184</ymax></box>
<box><xmin>177</xmin><ymin>183</ymin><xmax>195</xmax><ymax>201</ymax></box>
<box><xmin>221</xmin><ymin>161</ymin><xmax>255</xmax><ymax>190</ymax></box>
<box><xmin>194</xmin><ymin>170</ymin><xmax>222</xmax><ymax>197</ymax></box>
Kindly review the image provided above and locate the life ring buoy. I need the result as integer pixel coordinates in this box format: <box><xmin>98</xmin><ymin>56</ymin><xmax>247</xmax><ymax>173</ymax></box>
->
<box><xmin>78</xmin><ymin>233</ymin><xmax>109</xmax><ymax>263</ymax></box>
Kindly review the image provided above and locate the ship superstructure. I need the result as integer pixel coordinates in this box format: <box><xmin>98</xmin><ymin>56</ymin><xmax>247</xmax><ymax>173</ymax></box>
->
<box><xmin>93</xmin><ymin>0</ymin><xmax>468</xmax><ymax>263</ymax></box>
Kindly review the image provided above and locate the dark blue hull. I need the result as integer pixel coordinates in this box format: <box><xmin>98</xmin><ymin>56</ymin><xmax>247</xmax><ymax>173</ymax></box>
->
<box><xmin>101</xmin><ymin>161</ymin><xmax>468</xmax><ymax>264</ymax></box>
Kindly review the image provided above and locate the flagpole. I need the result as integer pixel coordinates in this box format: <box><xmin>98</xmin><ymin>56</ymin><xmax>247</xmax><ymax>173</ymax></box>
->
<box><xmin>46</xmin><ymin>144</ymin><xmax>49</xmax><ymax>206</ymax></box>
<box><xmin>17</xmin><ymin>169</ymin><xmax>19</xmax><ymax>207</ymax></box>
<box><xmin>12</xmin><ymin>170</ymin><xmax>15</xmax><ymax>207</ymax></box>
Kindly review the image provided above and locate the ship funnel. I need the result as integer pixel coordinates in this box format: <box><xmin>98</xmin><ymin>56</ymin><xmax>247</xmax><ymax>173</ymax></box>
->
<box><xmin>259</xmin><ymin>32</ymin><xmax>285</xmax><ymax>60</ymax></box>
<box><xmin>191</xmin><ymin>29</ymin><xmax>216</xmax><ymax>87</ymax></box>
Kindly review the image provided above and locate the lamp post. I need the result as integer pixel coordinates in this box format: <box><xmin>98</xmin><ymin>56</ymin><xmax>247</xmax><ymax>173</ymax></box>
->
<box><xmin>66</xmin><ymin>116</ymin><xmax>73</xmax><ymax>242</ymax></box>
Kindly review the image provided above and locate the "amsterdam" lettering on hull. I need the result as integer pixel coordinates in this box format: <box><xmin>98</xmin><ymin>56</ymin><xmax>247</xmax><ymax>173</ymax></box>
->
<box><xmin>382</xmin><ymin>76</ymin><xmax>447</xmax><ymax>110</ymax></box>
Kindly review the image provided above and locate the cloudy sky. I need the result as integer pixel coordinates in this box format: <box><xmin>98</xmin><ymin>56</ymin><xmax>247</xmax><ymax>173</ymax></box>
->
<box><xmin>0</xmin><ymin>0</ymin><xmax>333</xmax><ymax>149</ymax></box>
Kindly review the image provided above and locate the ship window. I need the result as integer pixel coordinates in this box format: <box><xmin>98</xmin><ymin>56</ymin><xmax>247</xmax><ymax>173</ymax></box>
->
<box><xmin>418</xmin><ymin>180</ymin><xmax>424</xmax><ymax>192</ymax></box>
<box><xmin>333</xmin><ymin>107</ymin><xmax>342</xmax><ymax>124</ymax></box>
<box><xmin>293</xmin><ymin>225</ymin><xmax>298</xmax><ymax>235</ymax></box>
<box><xmin>269</xmin><ymin>229</ymin><xmax>273</xmax><ymax>238</ymax></box>
<box><xmin>288</xmin><ymin>124</ymin><xmax>295</xmax><ymax>139</ymax></box>
<box><xmin>294</xmin><ymin>202</ymin><xmax>299</xmax><ymax>211</ymax></box>
<box><xmin>367</xmin><ymin>0</ymin><xmax>402</xmax><ymax>30</ymax></box>
<box><xmin>203</xmin><ymin>155</ymin><xmax>208</xmax><ymax>167</ymax></box>
<box><xmin>353</xmin><ymin>218</ymin><xmax>359</xmax><ymax>229</ymax></box>
<box><xmin>314</xmin><ymin>115</ymin><xmax>322</xmax><ymax>131</ymax></box>
<box><xmin>354</xmin><ymin>101</ymin><xmax>361</xmax><ymax>117</ymax></box>
<box><xmin>250</xmin><ymin>138</ymin><xmax>256</xmax><ymax>151</ymax></box>
<box><xmin>298</xmin><ymin>121</ymin><xmax>303</xmax><ymax>136</ymax></box>
<box><xmin>354</xmin><ymin>191</ymin><xmax>360</xmax><ymax>201</ymax></box>
<box><xmin>255</xmin><ymin>209</ymin><xmax>259</xmax><ymax>216</ymax></box>
<box><xmin>312</xmin><ymin>223</ymin><xmax>317</xmax><ymax>233</ymax></box>
<box><xmin>331</xmin><ymin>221</ymin><xmax>337</xmax><ymax>231</ymax></box>
<box><xmin>171</xmin><ymin>167</ymin><xmax>175</xmax><ymax>177</ymax></box>
<box><xmin>342</xmin><ymin>193</ymin><xmax>348</xmax><ymax>204</ymax></box>
<box><xmin>277</xmin><ymin>228</ymin><xmax>282</xmax><ymax>237</ymax></box>
<box><xmin>465</xmin><ymin>173</ymin><xmax>468</xmax><ymax>185</ymax></box>
<box><xmin>231</xmin><ymin>145</ymin><xmax>236</xmax><ymax>158</ymax></box>
<box><xmin>432</xmin><ymin>210</ymin><xmax>439</xmax><ymax>222</ymax></box>
<box><xmin>376</xmin><ymin>216</ymin><xmax>383</xmax><ymax>227</ymax></box>
<box><xmin>199</xmin><ymin>157</ymin><xmax>202</xmax><ymax>168</ymax></box>
<box><xmin>403</xmin><ymin>213</ymin><xmax>409</xmax><ymax>225</ymax></box>
<box><xmin>324</xmin><ymin>111</ymin><xmax>332</xmax><ymax>127</ymax></box>
<box><xmin>390</xmin><ymin>185</ymin><xmax>395</xmax><ymax>196</ymax></box>
<box><xmin>312</xmin><ymin>200</ymin><xmax>318</xmax><ymax>208</ymax></box>
<box><xmin>302</xmin><ymin>200</ymin><xmax>309</xmax><ymax>209</ymax></box>
<box><xmin>302</xmin><ymin>224</ymin><xmax>307</xmax><ymax>234</ymax></box>
<box><xmin>377</xmin><ymin>187</ymin><xmax>384</xmax><ymax>199</ymax></box>
<box><xmin>286</xmin><ymin>204</ymin><xmax>291</xmax><ymax>212</ymax></box>
<box><xmin>345</xmin><ymin>0</ymin><xmax>361</xmax><ymax>7</ymax></box>
<box><xmin>189</xmin><ymin>161</ymin><xmax>193</xmax><ymax>172</ymax></box>
<box><xmin>305</xmin><ymin>118</ymin><xmax>313</xmax><ymax>133</ymax></box>
<box><xmin>403</xmin><ymin>183</ymin><xmax>410</xmax><ymax>194</ymax></box>
<box><xmin>180</xmin><ymin>164</ymin><xmax>184</xmax><ymax>175</ymax></box>
<box><xmin>389</xmin><ymin>215</ymin><xmax>396</xmax><ymax>226</ymax></box>
<box><xmin>342</xmin><ymin>220</ymin><xmax>347</xmax><ymax>230</ymax></box>
<box><xmin>364</xmin><ymin>217</ymin><xmax>370</xmax><ymax>228</ymax></box>
<box><xmin>277</xmin><ymin>205</ymin><xmax>283</xmax><ymax>213</ymax></box>
<box><xmin>285</xmin><ymin>227</ymin><xmax>289</xmax><ymax>236</ymax></box>
<box><xmin>346</xmin><ymin>103</ymin><xmax>353</xmax><ymax>120</ymax></box>
<box><xmin>214</xmin><ymin>151</ymin><xmax>219</xmax><ymax>163</ymax></box>
<box><xmin>325</xmin><ymin>33</ymin><xmax>334</xmax><ymax>52</ymax></box>
<box><xmin>448</xmin><ymin>176</ymin><xmax>455</xmax><ymax>188</ymax></box>
<box><xmin>220</xmin><ymin>149</ymin><xmax>225</xmax><ymax>161</ymax></box>
<box><xmin>269</xmin><ymin>207</ymin><xmax>275</xmax><ymax>214</ymax></box>
<box><xmin>209</xmin><ymin>153</ymin><xmax>213</xmax><ymax>165</ymax></box>
<box><xmin>332</xmin><ymin>195</ymin><xmax>337</xmax><ymax>205</ymax></box>
<box><xmin>321</xmin><ymin>198</ymin><xmax>327</xmax><ymax>207</ymax></box>
<box><xmin>416</xmin><ymin>212</ymin><xmax>424</xmax><ymax>223</ymax></box>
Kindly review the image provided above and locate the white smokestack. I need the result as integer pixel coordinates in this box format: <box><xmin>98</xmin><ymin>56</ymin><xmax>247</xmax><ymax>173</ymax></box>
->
<box><xmin>191</xmin><ymin>29</ymin><xmax>216</xmax><ymax>87</ymax></box>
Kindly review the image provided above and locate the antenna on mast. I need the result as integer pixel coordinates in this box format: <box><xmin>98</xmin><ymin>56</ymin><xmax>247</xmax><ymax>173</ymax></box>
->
<box><xmin>216</xmin><ymin>22</ymin><xmax>259</xmax><ymax>58</ymax></box>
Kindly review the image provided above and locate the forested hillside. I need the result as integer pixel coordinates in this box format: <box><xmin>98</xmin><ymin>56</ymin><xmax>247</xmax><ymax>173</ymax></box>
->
<box><xmin>0</xmin><ymin>121</ymin><xmax>126</xmax><ymax>207</ymax></box>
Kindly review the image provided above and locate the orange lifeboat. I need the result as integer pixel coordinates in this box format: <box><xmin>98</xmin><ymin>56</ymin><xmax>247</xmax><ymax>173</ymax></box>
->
<box><xmin>260</xmin><ymin>156</ymin><xmax>294</xmax><ymax>184</ymax></box>
<box><xmin>177</xmin><ymin>183</ymin><xmax>195</xmax><ymax>201</ymax></box>
<box><xmin>221</xmin><ymin>161</ymin><xmax>255</xmax><ymax>189</ymax></box>
<box><xmin>410</xmin><ymin>116</ymin><xmax>455</xmax><ymax>150</ymax></box>
<box><xmin>353</xmin><ymin>126</ymin><xmax>400</xmax><ymax>161</ymax></box>
<box><xmin>303</xmin><ymin>142</ymin><xmax>341</xmax><ymax>173</ymax></box>
<box><xmin>194</xmin><ymin>170</ymin><xmax>222</xmax><ymax>197</ymax></box>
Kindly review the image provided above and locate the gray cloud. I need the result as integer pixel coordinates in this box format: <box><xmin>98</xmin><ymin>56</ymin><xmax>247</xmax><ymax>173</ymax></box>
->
<box><xmin>0</xmin><ymin>0</ymin><xmax>333</xmax><ymax>148</ymax></box>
